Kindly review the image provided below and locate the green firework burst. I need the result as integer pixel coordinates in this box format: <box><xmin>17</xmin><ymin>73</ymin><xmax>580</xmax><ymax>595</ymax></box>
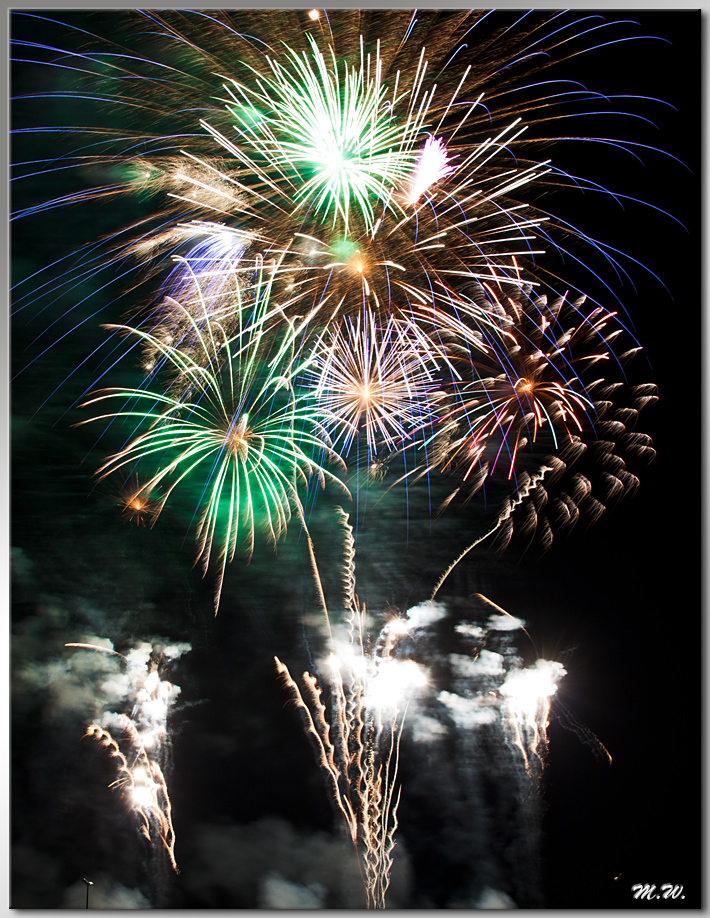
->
<box><xmin>80</xmin><ymin>266</ymin><xmax>347</xmax><ymax>610</ymax></box>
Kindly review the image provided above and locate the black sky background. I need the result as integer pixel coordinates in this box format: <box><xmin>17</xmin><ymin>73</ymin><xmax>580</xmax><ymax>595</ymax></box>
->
<box><xmin>9</xmin><ymin>9</ymin><xmax>701</xmax><ymax>910</ymax></box>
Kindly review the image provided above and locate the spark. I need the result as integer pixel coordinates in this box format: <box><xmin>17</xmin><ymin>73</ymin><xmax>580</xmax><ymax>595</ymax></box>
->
<box><xmin>118</xmin><ymin>481</ymin><xmax>160</xmax><ymax>527</ymax></box>
<box><xmin>304</xmin><ymin>307</ymin><xmax>445</xmax><ymax>462</ymax></box>
<box><xmin>275</xmin><ymin>514</ymin><xmax>426</xmax><ymax>909</ymax></box>
<box><xmin>78</xmin><ymin>263</ymin><xmax>348</xmax><ymax>611</ymax></box>
<box><xmin>404</xmin><ymin>136</ymin><xmax>456</xmax><ymax>205</ymax></box>
<box><xmin>71</xmin><ymin>640</ymin><xmax>190</xmax><ymax>872</ymax></box>
<box><xmin>500</xmin><ymin>660</ymin><xmax>567</xmax><ymax>771</ymax></box>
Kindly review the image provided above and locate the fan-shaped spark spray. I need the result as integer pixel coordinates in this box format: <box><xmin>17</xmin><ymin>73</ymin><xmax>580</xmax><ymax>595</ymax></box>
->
<box><xmin>66</xmin><ymin>640</ymin><xmax>190</xmax><ymax>872</ymax></box>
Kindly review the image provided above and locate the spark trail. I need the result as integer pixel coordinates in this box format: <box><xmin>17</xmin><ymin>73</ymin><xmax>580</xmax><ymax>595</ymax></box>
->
<box><xmin>275</xmin><ymin>513</ymin><xmax>427</xmax><ymax>908</ymax></box>
<box><xmin>66</xmin><ymin>640</ymin><xmax>190</xmax><ymax>872</ymax></box>
<box><xmin>387</xmin><ymin>595</ymin><xmax>566</xmax><ymax>906</ymax></box>
<box><xmin>9</xmin><ymin>10</ymin><xmax>678</xmax><ymax>907</ymax></box>
<box><xmin>12</xmin><ymin>11</ymin><xmax>661</xmax><ymax>606</ymax></box>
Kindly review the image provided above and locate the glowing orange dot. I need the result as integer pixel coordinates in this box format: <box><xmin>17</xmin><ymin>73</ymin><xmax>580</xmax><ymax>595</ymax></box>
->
<box><xmin>308</xmin><ymin>9</ymin><xmax>320</xmax><ymax>20</ymax></box>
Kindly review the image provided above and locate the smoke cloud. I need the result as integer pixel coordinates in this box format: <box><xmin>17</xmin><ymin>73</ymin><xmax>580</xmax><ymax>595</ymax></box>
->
<box><xmin>180</xmin><ymin>816</ymin><xmax>411</xmax><ymax>908</ymax></box>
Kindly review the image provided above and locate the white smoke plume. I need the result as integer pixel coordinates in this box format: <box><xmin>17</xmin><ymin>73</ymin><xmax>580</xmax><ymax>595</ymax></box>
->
<box><xmin>378</xmin><ymin>596</ymin><xmax>564</xmax><ymax>906</ymax></box>
<box><xmin>402</xmin><ymin>600</ymin><xmax>448</xmax><ymax>630</ymax></box>
<box><xmin>487</xmin><ymin>612</ymin><xmax>526</xmax><ymax>631</ymax></box>
<box><xmin>451</xmin><ymin>885</ymin><xmax>518</xmax><ymax>908</ymax></box>
<box><xmin>438</xmin><ymin>690</ymin><xmax>498</xmax><ymax>727</ymax></box>
<box><xmin>451</xmin><ymin>648</ymin><xmax>505</xmax><ymax>676</ymax></box>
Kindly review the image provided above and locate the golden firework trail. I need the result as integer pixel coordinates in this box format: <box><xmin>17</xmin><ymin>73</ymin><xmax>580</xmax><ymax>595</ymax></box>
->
<box><xmin>275</xmin><ymin>511</ymin><xmax>426</xmax><ymax>909</ymax></box>
<box><xmin>13</xmin><ymin>11</ymin><xmax>661</xmax><ymax>604</ymax></box>
<box><xmin>66</xmin><ymin>640</ymin><xmax>189</xmax><ymax>872</ymax></box>
<box><xmin>84</xmin><ymin>723</ymin><xmax>178</xmax><ymax>872</ymax></box>
<box><xmin>10</xmin><ymin>12</ymin><xmax>676</xmax><ymax>906</ymax></box>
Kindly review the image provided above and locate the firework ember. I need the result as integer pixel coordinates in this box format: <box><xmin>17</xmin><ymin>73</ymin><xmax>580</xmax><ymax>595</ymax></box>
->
<box><xmin>66</xmin><ymin>640</ymin><xmax>190</xmax><ymax>872</ymax></box>
<box><xmin>11</xmin><ymin>8</ymin><xmax>693</xmax><ymax>910</ymax></box>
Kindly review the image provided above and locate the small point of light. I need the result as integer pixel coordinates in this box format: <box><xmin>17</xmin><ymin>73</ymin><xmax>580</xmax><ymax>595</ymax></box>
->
<box><xmin>308</xmin><ymin>9</ymin><xmax>320</xmax><ymax>19</ymax></box>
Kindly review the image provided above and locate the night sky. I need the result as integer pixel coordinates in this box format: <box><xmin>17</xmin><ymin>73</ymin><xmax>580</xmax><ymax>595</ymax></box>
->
<box><xmin>10</xmin><ymin>8</ymin><xmax>701</xmax><ymax>910</ymax></box>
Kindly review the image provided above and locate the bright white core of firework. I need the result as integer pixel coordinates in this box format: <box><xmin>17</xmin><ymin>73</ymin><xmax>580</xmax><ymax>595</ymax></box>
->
<box><xmin>365</xmin><ymin>659</ymin><xmax>427</xmax><ymax>710</ymax></box>
<box><xmin>500</xmin><ymin>660</ymin><xmax>566</xmax><ymax>719</ymax></box>
<box><xmin>131</xmin><ymin>767</ymin><xmax>158</xmax><ymax>809</ymax></box>
<box><xmin>383</xmin><ymin>618</ymin><xmax>411</xmax><ymax>637</ymax></box>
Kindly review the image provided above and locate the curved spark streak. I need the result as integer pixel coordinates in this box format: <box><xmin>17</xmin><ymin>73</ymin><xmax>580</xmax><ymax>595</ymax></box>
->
<box><xmin>85</xmin><ymin>725</ymin><xmax>179</xmax><ymax>872</ymax></box>
<box><xmin>431</xmin><ymin>464</ymin><xmax>554</xmax><ymax>601</ymax></box>
<box><xmin>78</xmin><ymin>267</ymin><xmax>348</xmax><ymax>611</ymax></box>
<box><xmin>72</xmin><ymin>640</ymin><xmax>190</xmax><ymax>874</ymax></box>
<box><xmin>64</xmin><ymin>642</ymin><xmax>126</xmax><ymax>659</ymax></box>
<box><xmin>11</xmin><ymin>14</ymin><xmax>672</xmax><ymax>906</ymax></box>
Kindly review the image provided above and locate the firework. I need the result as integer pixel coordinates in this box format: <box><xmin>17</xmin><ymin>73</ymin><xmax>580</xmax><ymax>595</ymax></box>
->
<box><xmin>67</xmin><ymin>640</ymin><xmax>190</xmax><ymax>872</ymax></box>
<box><xmin>391</xmin><ymin>594</ymin><xmax>568</xmax><ymax>905</ymax></box>
<box><xmin>77</xmin><ymin>263</ymin><xmax>348</xmax><ymax>610</ymax></box>
<box><xmin>12</xmin><ymin>11</ymin><xmax>664</xmax><ymax>549</ymax></box>
<box><xmin>394</xmin><ymin>280</ymin><xmax>659</xmax><ymax>559</ymax></box>
<box><xmin>12</xmin><ymin>9</ymin><xmax>665</xmax><ymax>401</ymax></box>
<box><xmin>275</xmin><ymin>645</ymin><xmax>421</xmax><ymax>910</ymax></box>
<box><xmin>401</xmin><ymin>593</ymin><xmax>565</xmax><ymax>773</ymax></box>
<box><xmin>499</xmin><ymin>658</ymin><xmax>567</xmax><ymax>771</ymax></box>
<box><xmin>404</xmin><ymin>136</ymin><xmax>456</xmax><ymax>206</ymax></box>
<box><xmin>302</xmin><ymin>307</ymin><xmax>445</xmax><ymax>461</ymax></box>
<box><xmin>10</xmin><ymin>10</ymin><xmax>681</xmax><ymax>909</ymax></box>
<box><xmin>275</xmin><ymin>513</ymin><xmax>427</xmax><ymax>908</ymax></box>
<box><xmin>418</xmin><ymin>284</ymin><xmax>630</xmax><ymax>476</ymax></box>
<box><xmin>217</xmin><ymin>34</ymin><xmax>420</xmax><ymax>234</ymax></box>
